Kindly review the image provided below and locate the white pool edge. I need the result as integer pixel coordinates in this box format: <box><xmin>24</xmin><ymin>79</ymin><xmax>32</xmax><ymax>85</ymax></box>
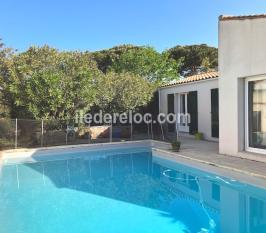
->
<box><xmin>153</xmin><ymin>148</ymin><xmax>266</xmax><ymax>189</ymax></box>
<box><xmin>0</xmin><ymin>140</ymin><xmax>171</xmax><ymax>158</ymax></box>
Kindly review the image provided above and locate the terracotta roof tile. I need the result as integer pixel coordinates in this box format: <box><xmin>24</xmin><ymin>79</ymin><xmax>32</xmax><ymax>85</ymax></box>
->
<box><xmin>161</xmin><ymin>71</ymin><xmax>219</xmax><ymax>88</ymax></box>
<box><xmin>219</xmin><ymin>14</ymin><xmax>266</xmax><ymax>21</ymax></box>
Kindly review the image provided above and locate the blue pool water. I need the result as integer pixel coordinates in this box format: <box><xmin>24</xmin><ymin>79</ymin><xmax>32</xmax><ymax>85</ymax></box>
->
<box><xmin>0</xmin><ymin>147</ymin><xmax>266</xmax><ymax>233</ymax></box>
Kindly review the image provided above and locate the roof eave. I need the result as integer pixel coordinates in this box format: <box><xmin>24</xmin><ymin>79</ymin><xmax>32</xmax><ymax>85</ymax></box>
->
<box><xmin>219</xmin><ymin>14</ymin><xmax>266</xmax><ymax>21</ymax></box>
<box><xmin>159</xmin><ymin>77</ymin><xmax>219</xmax><ymax>89</ymax></box>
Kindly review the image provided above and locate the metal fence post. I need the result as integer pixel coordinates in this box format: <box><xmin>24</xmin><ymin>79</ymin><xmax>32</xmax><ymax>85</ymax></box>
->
<box><xmin>130</xmin><ymin>121</ymin><xmax>133</xmax><ymax>141</ymax></box>
<box><xmin>160</xmin><ymin>123</ymin><xmax>165</xmax><ymax>141</ymax></box>
<box><xmin>15</xmin><ymin>118</ymin><xmax>18</xmax><ymax>149</ymax></box>
<box><xmin>147</xmin><ymin>123</ymin><xmax>150</xmax><ymax>139</ymax></box>
<box><xmin>88</xmin><ymin>123</ymin><xmax>91</xmax><ymax>144</ymax></box>
<box><xmin>41</xmin><ymin>120</ymin><xmax>44</xmax><ymax>147</ymax></box>
<box><xmin>66</xmin><ymin>126</ymin><xmax>68</xmax><ymax>145</ymax></box>
<box><xmin>110</xmin><ymin>123</ymin><xmax>112</xmax><ymax>142</ymax></box>
<box><xmin>150</xmin><ymin>121</ymin><xmax>154</xmax><ymax>140</ymax></box>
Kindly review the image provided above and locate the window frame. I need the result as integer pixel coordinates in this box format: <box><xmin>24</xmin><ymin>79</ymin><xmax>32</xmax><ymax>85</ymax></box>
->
<box><xmin>245</xmin><ymin>75</ymin><xmax>266</xmax><ymax>154</ymax></box>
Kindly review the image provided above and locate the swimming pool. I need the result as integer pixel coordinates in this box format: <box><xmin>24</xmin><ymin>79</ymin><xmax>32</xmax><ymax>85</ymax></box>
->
<box><xmin>0</xmin><ymin>146</ymin><xmax>265</xmax><ymax>233</ymax></box>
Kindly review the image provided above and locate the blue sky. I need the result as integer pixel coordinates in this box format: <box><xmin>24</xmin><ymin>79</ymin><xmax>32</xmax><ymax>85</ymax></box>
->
<box><xmin>1</xmin><ymin>0</ymin><xmax>266</xmax><ymax>52</ymax></box>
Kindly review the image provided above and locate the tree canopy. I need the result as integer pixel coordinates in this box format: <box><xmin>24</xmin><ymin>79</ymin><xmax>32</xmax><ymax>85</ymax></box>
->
<box><xmin>166</xmin><ymin>44</ymin><xmax>218</xmax><ymax>75</ymax></box>
<box><xmin>0</xmin><ymin>39</ymin><xmax>15</xmax><ymax>118</ymax></box>
<box><xmin>92</xmin><ymin>45</ymin><xmax>181</xmax><ymax>84</ymax></box>
<box><xmin>95</xmin><ymin>72</ymin><xmax>156</xmax><ymax>113</ymax></box>
<box><xmin>0</xmin><ymin>44</ymin><xmax>158</xmax><ymax>119</ymax></box>
<box><xmin>0</xmin><ymin>38</ymin><xmax>218</xmax><ymax>120</ymax></box>
<box><xmin>9</xmin><ymin>46</ymin><xmax>101</xmax><ymax>119</ymax></box>
<box><xmin>92</xmin><ymin>45</ymin><xmax>139</xmax><ymax>73</ymax></box>
<box><xmin>110</xmin><ymin>47</ymin><xmax>180</xmax><ymax>84</ymax></box>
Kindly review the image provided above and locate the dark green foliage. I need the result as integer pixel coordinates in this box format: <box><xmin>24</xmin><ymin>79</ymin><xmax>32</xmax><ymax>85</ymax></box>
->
<box><xmin>167</xmin><ymin>44</ymin><xmax>218</xmax><ymax>74</ymax></box>
<box><xmin>171</xmin><ymin>140</ymin><xmax>181</xmax><ymax>152</ymax></box>
<box><xmin>0</xmin><ymin>37</ymin><xmax>217</xmax><ymax>120</ymax></box>
<box><xmin>0</xmin><ymin>39</ymin><xmax>15</xmax><ymax>118</ymax></box>
<box><xmin>92</xmin><ymin>44</ymin><xmax>141</xmax><ymax>73</ymax></box>
<box><xmin>95</xmin><ymin>71</ymin><xmax>156</xmax><ymax>113</ymax></box>
<box><xmin>93</xmin><ymin>45</ymin><xmax>181</xmax><ymax>84</ymax></box>
<box><xmin>9</xmin><ymin>46</ymin><xmax>101</xmax><ymax>119</ymax></box>
<box><xmin>0</xmin><ymin>43</ymin><xmax>157</xmax><ymax>119</ymax></box>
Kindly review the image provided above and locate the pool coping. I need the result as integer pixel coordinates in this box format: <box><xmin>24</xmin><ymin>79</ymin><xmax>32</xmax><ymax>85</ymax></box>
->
<box><xmin>152</xmin><ymin>148</ymin><xmax>266</xmax><ymax>189</ymax></box>
<box><xmin>153</xmin><ymin>147</ymin><xmax>266</xmax><ymax>179</ymax></box>
<box><xmin>0</xmin><ymin>140</ymin><xmax>153</xmax><ymax>158</ymax></box>
<box><xmin>1</xmin><ymin>140</ymin><xmax>266</xmax><ymax>188</ymax></box>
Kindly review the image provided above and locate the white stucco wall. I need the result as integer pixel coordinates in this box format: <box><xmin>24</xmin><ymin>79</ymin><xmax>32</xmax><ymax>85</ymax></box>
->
<box><xmin>219</xmin><ymin>17</ymin><xmax>266</xmax><ymax>155</ymax></box>
<box><xmin>158</xmin><ymin>79</ymin><xmax>218</xmax><ymax>141</ymax></box>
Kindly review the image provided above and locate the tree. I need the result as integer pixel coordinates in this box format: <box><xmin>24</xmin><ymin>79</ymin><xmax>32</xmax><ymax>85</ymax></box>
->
<box><xmin>93</xmin><ymin>45</ymin><xmax>181</xmax><ymax>84</ymax></box>
<box><xmin>95</xmin><ymin>72</ymin><xmax>156</xmax><ymax>113</ymax></box>
<box><xmin>167</xmin><ymin>44</ymin><xmax>218</xmax><ymax>74</ymax></box>
<box><xmin>0</xmin><ymin>39</ymin><xmax>15</xmax><ymax>118</ymax></box>
<box><xmin>110</xmin><ymin>46</ymin><xmax>180</xmax><ymax>84</ymax></box>
<box><xmin>9</xmin><ymin>46</ymin><xmax>102</xmax><ymax>119</ymax></box>
<box><xmin>92</xmin><ymin>44</ymin><xmax>140</xmax><ymax>73</ymax></box>
<box><xmin>1</xmin><ymin>41</ymin><xmax>218</xmax><ymax>121</ymax></box>
<box><xmin>5</xmin><ymin>45</ymin><xmax>159</xmax><ymax>120</ymax></box>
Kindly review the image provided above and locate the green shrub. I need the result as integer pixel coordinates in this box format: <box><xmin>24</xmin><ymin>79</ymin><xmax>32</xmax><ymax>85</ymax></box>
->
<box><xmin>195</xmin><ymin>132</ymin><xmax>203</xmax><ymax>140</ymax></box>
<box><xmin>171</xmin><ymin>140</ymin><xmax>181</xmax><ymax>152</ymax></box>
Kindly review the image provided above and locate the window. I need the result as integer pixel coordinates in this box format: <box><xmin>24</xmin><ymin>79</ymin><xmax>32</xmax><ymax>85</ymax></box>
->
<box><xmin>246</xmin><ymin>78</ymin><xmax>266</xmax><ymax>151</ymax></box>
<box><xmin>180</xmin><ymin>94</ymin><xmax>186</xmax><ymax>114</ymax></box>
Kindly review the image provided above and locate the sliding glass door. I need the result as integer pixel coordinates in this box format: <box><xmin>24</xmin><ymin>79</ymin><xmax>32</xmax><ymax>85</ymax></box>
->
<box><xmin>246</xmin><ymin>77</ymin><xmax>266</xmax><ymax>152</ymax></box>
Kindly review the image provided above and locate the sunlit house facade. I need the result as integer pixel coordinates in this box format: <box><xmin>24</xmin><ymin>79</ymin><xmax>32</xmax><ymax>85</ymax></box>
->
<box><xmin>159</xmin><ymin>14</ymin><xmax>266</xmax><ymax>156</ymax></box>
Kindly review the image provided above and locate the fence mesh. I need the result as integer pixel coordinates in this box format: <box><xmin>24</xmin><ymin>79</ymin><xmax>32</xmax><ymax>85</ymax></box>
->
<box><xmin>0</xmin><ymin>118</ymin><xmax>170</xmax><ymax>150</ymax></box>
<box><xmin>17</xmin><ymin>119</ymin><xmax>42</xmax><ymax>148</ymax></box>
<box><xmin>0</xmin><ymin>119</ymin><xmax>16</xmax><ymax>150</ymax></box>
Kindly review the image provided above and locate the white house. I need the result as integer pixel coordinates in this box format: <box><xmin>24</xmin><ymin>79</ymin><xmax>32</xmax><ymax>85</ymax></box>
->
<box><xmin>159</xmin><ymin>14</ymin><xmax>266</xmax><ymax>156</ymax></box>
<box><xmin>219</xmin><ymin>14</ymin><xmax>266</xmax><ymax>156</ymax></box>
<box><xmin>158</xmin><ymin>71</ymin><xmax>219</xmax><ymax>141</ymax></box>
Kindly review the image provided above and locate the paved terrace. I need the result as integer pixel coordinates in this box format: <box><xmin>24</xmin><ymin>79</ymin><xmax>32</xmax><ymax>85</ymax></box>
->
<box><xmin>154</xmin><ymin>137</ymin><xmax>266</xmax><ymax>188</ymax></box>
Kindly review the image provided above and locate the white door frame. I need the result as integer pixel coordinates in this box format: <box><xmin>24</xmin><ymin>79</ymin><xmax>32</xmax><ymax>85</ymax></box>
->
<box><xmin>245</xmin><ymin>75</ymin><xmax>266</xmax><ymax>154</ymax></box>
<box><xmin>178</xmin><ymin>92</ymin><xmax>189</xmax><ymax>133</ymax></box>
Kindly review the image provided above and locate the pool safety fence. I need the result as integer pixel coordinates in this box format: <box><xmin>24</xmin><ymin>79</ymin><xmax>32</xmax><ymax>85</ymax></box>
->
<box><xmin>0</xmin><ymin>118</ymin><xmax>170</xmax><ymax>150</ymax></box>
